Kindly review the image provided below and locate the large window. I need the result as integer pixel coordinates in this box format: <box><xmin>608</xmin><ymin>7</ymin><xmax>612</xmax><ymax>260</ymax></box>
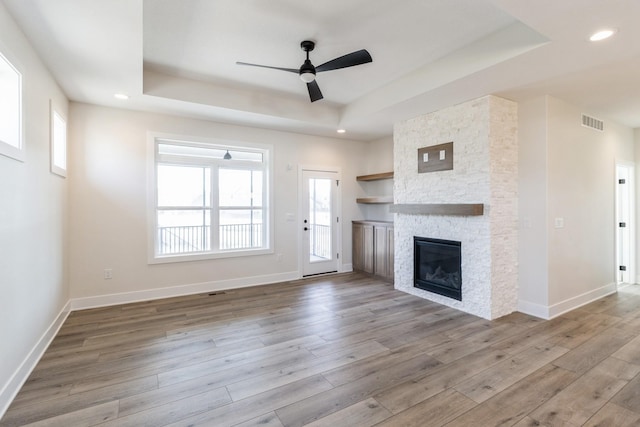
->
<box><xmin>150</xmin><ymin>136</ymin><xmax>271</xmax><ymax>262</ymax></box>
<box><xmin>0</xmin><ymin>49</ymin><xmax>23</xmax><ymax>161</ymax></box>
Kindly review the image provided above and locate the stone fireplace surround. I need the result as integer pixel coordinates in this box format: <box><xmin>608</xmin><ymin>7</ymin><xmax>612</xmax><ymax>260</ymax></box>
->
<box><xmin>393</xmin><ymin>95</ymin><xmax>518</xmax><ymax>320</ymax></box>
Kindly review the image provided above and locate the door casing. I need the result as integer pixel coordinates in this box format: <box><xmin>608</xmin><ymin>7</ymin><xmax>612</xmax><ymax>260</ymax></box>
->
<box><xmin>298</xmin><ymin>166</ymin><xmax>342</xmax><ymax>277</ymax></box>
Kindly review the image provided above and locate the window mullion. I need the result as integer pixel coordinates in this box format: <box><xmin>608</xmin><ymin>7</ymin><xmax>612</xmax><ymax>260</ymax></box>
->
<box><xmin>211</xmin><ymin>164</ymin><xmax>220</xmax><ymax>252</ymax></box>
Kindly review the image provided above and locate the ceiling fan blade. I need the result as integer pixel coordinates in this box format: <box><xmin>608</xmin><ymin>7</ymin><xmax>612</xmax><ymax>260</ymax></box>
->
<box><xmin>307</xmin><ymin>80</ymin><xmax>323</xmax><ymax>102</ymax></box>
<box><xmin>236</xmin><ymin>61</ymin><xmax>299</xmax><ymax>73</ymax></box>
<box><xmin>315</xmin><ymin>49</ymin><xmax>372</xmax><ymax>73</ymax></box>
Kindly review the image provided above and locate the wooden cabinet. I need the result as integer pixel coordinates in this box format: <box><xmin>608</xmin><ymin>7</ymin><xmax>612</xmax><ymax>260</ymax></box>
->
<box><xmin>352</xmin><ymin>220</ymin><xmax>393</xmax><ymax>281</ymax></box>
<box><xmin>387</xmin><ymin>226</ymin><xmax>394</xmax><ymax>281</ymax></box>
<box><xmin>352</xmin><ymin>221</ymin><xmax>374</xmax><ymax>273</ymax></box>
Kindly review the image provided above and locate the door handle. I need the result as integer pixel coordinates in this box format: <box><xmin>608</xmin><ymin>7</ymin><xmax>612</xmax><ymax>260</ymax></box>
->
<box><xmin>304</xmin><ymin>227</ymin><xmax>308</xmax><ymax>231</ymax></box>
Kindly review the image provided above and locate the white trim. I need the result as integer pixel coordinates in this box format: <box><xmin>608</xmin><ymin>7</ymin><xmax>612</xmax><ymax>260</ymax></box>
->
<box><xmin>517</xmin><ymin>299</ymin><xmax>550</xmax><ymax>320</ymax></box>
<box><xmin>548</xmin><ymin>282</ymin><xmax>617</xmax><ymax>318</ymax></box>
<box><xmin>615</xmin><ymin>161</ymin><xmax>635</xmax><ymax>285</ymax></box>
<box><xmin>520</xmin><ymin>282</ymin><xmax>618</xmax><ymax>320</ymax></box>
<box><xmin>146</xmin><ymin>132</ymin><xmax>274</xmax><ymax>264</ymax></box>
<box><xmin>150</xmin><ymin>248</ymin><xmax>274</xmax><ymax>264</ymax></box>
<box><xmin>298</xmin><ymin>165</ymin><xmax>343</xmax><ymax>277</ymax></box>
<box><xmin>342</xmin><ymin>263</ymin><xmax>353</xmax><ymax>273</ymax></box>
<box><xmin>70</xmin><ymin>271</ymin><xmax>299</xmax><ymax>311</ymax></box>
<box><xmin>0</xmin><ymin>46</ymin><xmax>24</xmax><ymax>162</ymax></box>
<box><xmin>0</xmin><ymin>301</ymin><xmax>71</xmax><ymax>419</ymax></box>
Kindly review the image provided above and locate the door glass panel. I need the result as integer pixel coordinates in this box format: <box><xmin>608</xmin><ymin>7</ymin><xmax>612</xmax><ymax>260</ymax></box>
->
<box><xmin>308</xmin><ymin>178</ymin><xmax>332</xmax><ymax>262</ymax></box>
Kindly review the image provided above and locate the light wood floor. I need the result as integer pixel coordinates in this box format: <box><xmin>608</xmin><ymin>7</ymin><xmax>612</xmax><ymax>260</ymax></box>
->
<box><xmin>3</xmin><ymin>273</ymin><xmax>640</xmax><ymax>427</ymax></box>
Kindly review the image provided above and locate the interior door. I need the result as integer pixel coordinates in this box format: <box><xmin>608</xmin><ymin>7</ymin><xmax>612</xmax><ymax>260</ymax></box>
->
<box><xmin>616</xmin><ymin>164</ymin><xmax>634</xmax><ymax>285</ymax></box>
<box><xmin>301</xmin><ymin>169</ymin><xmax>339</xmax><ymax>276</ymax></box>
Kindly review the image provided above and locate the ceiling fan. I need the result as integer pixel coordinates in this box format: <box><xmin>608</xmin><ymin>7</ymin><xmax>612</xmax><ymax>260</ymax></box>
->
<box><xmin>237</xmin><ymin>40</ymin><xmax>372</xmax><ymax>102</ymax></box>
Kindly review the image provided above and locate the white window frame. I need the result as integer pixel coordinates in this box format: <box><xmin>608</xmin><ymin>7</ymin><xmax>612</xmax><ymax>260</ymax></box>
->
<box><xmin>0</xmin><ymin>47</ymin><xmax>24</xmax><ymax>162</ymax></box>
<box><xmin>50</xmin><ymin>100</ymin><xmax>67</xmax><ymax>177</ymax></box>
<box><xmin>147</xmin><ymin>132</ymin><xmax>274</xmax><ymax>264</ymax></box>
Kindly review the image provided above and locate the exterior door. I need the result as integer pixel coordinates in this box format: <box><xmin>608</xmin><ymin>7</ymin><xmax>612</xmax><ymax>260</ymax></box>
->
<box><xmin>301</xmin><ymin>169</ymin><xmax>339</xmax><ymax>276</ymax></box>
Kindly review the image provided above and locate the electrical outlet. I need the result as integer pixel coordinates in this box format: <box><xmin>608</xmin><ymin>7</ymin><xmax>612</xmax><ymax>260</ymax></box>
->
<box><xmin>104</xmin><ymin>268</ymin><xmax>113</xmax><ymax>280</ymax></box>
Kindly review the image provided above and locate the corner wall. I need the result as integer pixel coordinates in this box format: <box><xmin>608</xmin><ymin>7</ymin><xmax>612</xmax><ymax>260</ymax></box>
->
<box><xmin>0</xmin><ymin>3</ymin><xmax>69</xmax><ymax>415</ymax></box>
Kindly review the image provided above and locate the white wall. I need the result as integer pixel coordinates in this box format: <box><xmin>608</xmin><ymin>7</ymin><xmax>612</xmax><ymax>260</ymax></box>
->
<box><xmin>517</xmin><ymin>96</ymin><xmax>549</xmax><ymax>313</ymax></box>
<box><xmin>67</xmin><ymin>103</ymin><xmax>367</xmax><ymax>303</ymax></box>
<box><xmin>547</xmin><ymin>97</ymin><xmax>634</xmax><ymax>306</ymax></box>
<box><xmin>518</xmin><ymin>95</ymin><xmax>635</xmax><ymax>318</ymax></box>
<box><xmin>0</xmin><ymin>3</ymin><xmax>69</xmax><ymax>414</ymax></box>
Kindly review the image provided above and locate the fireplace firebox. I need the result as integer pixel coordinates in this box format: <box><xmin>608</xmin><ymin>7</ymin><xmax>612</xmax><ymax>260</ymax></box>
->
<box><xmin>414</xmin><ymin>237</ymin><xmax>462</xmax><ymax>300</ymax></box>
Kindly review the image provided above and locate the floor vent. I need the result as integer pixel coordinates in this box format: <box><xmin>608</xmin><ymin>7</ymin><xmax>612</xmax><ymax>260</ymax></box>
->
<box><xmin>208</xmin><ymin>291</ymin><xmax>226</xmax><ymax>296</ymax></box>
<box><xmin>582</xmin><ymin>114</ymin><xmax>604</xmax><ymax>131</ymax></box>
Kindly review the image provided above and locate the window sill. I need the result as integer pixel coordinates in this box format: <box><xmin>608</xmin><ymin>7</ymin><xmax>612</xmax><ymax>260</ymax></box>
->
<box><xmin>148</xmin><ymin>248</ymin><xmax>273</xmax><ymax>264</ymax></box>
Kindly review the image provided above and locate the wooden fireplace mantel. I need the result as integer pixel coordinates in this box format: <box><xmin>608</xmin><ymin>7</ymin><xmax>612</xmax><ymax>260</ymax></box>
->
<box><xmin>389</xmin><ymin>203</ymin><xmax>484</xmax><ymax>216</ymax></box>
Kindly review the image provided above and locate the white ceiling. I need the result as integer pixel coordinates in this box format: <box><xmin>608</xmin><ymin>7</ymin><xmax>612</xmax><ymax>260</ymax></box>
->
<box><xmin>4</xmin><ymin>0</ymin><xmax>640</xmax><ymax>141</ymax></box>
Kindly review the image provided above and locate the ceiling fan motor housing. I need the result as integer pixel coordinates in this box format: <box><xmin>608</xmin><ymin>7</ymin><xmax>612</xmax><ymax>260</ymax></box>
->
<box><xmin>299</xmin><ymin>41</ymin><xmax>317</xmax><ymax>82</ymax></box>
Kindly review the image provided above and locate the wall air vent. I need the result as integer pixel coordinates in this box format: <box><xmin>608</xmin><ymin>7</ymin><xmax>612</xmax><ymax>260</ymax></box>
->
<box><xmin>582</xmin><ymin>114</ymin><xmax>604</xmax><ymax>131</ymax></box>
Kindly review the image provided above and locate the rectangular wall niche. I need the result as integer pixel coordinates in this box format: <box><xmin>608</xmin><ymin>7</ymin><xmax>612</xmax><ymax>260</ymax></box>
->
<box><xmin>418</xmin><ymin>142</ymin><xmax>453</xmax><ymax>173</ymax></box>
<box><xmin>414</xmin><ymin>236</ymin><xmax>462</xmax><ymax>300</ymax></box>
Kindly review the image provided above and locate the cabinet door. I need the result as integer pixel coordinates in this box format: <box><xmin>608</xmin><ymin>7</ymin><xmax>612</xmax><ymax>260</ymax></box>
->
<box><xmin>374</xmin><ymin>225</ymin><xmax>388</xmax><ymax>277</ymax></box>
<box><xmin>352</xmin><ymin>223</ymin><xmax>364</xmax><ymax>271</ymax></box>
<box><xmin>387</xmin><ymin>226</ymin><xmax>394</xmax><ymax>281</ymax></box>
<box><xmin>362</xmin><ymin>224</ymin><xmax>374</xmax><ymax>274</ymax></box>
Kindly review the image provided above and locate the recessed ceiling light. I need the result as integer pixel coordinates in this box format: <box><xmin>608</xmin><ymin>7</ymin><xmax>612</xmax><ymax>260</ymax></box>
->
<box><xmin>589</xmin><ymin>29</ymin><xmax>616</xmax><ymax>42</ymax></box>
<box><xmin>114</xmin><ymin>93</ymin><xmax>129</xmax><ymax>100</ymax></box>
<box><xmin>337</xmin><ymin>129</ymin><xmax>346</xmax><ymax>134</ymax></box>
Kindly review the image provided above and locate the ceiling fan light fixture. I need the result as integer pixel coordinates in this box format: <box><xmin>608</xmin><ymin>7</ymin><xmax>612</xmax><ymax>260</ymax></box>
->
<box><xmin>223</xmin><ymin>150</ymin><xmax>232</xmax><ymax>160</ymax></box>
<box><xmin>300</xmin><ymin>72</ymin><xmax>316</xmax><ymax>83</ymax></box>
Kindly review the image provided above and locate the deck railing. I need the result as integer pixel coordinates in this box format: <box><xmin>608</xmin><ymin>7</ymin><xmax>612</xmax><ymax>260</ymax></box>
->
<box><xmin>158</xmin><ymin>223</ymin><xmax>330</xmax><ymax>257</ymax></box>
<box><xmin>158</xmin><ymin>224</ymin><xmax>263</xmax><ymax>254</ymax></box>
<box><xmin>310</xmin><ymin>224</ymin><xmax>331</xmax><ymax>259</ymax></box>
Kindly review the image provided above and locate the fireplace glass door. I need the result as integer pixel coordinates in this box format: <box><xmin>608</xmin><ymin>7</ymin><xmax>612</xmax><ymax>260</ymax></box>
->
<box><xmin>414</xmin><ymin>237</ymin><xmax>462</xmax><ymax>300</ymax></box>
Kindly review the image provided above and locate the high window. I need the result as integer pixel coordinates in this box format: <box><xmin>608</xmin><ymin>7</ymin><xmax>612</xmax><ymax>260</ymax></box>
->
<box><xmin>0</xmin><ymin>50</ymin><xmax>23</xmax><ymax>161</ymax></box>
<box><xmin>50</xmin><ymin>104</ymin><xmax>67</xmax><ymax>177</ymax></box>
<box><xmin>149</xmin><ymin>136</ymin><xmax>272</xmax><ymax>263</ymax></box>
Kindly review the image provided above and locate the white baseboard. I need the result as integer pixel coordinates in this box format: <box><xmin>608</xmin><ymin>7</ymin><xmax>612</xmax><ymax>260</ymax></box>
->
<box><xmin>517</xmin><ymin>299</ymin><xmax>550</xmax><ymax>319</ymax></box>
<box><xmin>548</xmin><ymin>282</ymin><xmax>617</xmax><ymax>318</ymax></box>
<box><xmin>518</xmin><ymin>282</ymin><xmax>618</xmax><ymax>320</ymax></box>
<box><xmin>70</xmin><ymin>271</ymin><xmax>300</xmax><ymax>311</ymax></box>
<box><xmin>0</xmin><ymin>301</ymin><xmax>71</xmax><ymax>419</ymax></box>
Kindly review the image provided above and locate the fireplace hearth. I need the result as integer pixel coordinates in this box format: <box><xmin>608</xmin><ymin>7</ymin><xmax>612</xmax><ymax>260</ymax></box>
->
<box><xmin>414</xmin><ymin>237</ymin><xmax>462</xmax><ymax>300</ymax></box>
